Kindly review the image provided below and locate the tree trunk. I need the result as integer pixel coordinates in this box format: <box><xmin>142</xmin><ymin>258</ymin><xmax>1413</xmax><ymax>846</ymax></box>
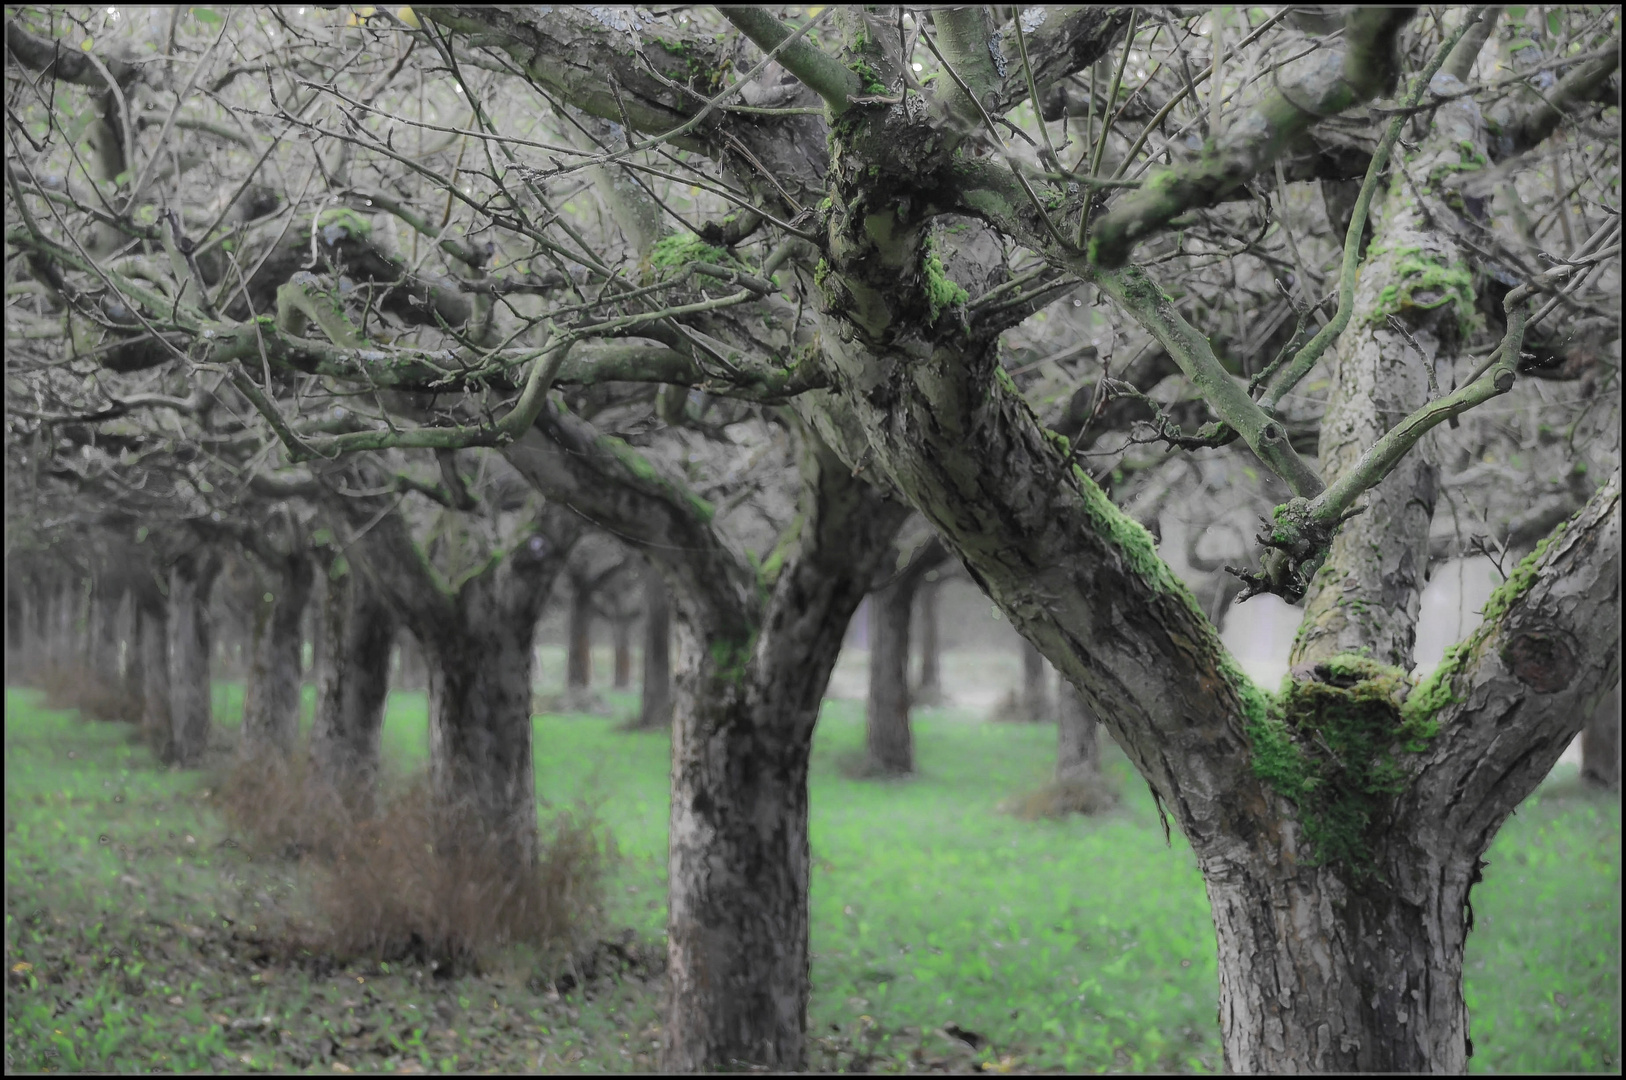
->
<box><xmin>611</xmin><ymin>616</ymin><xmax>633</xmax><ymax>689</ymax></box>
<box><xmin>865</xmin><ymin>576</ymin><xmax>914</xmax><ymax>775</ymax></box>
<box><xmin>421</xmin><ymin>551</ymin><xmax>560</xmax><ymax>864</ymax></box>
<box><xmin>1055</xmin><ymin>681</ymin><xmax>1103</xmax><ymax>785</ymax></box>
<box><xmin>167</xmin><ymin>551</ymin><xmax>221</xmax><ymax>766</ymax></box>
<box><xmin>503</xmin><ymin>397</ymin><xmax>949</xmax><ymax>1070</ymax></box>
<box><xmin>664</xmin><ymin>665</ymin><xmax>817</xmax><ymax>1073</ymax></box>
<box><xmin>660</xmin><ymin>436</ymin><xmax>908</xmax><ymax>1072</ymax></box>
<box><xmin>1207</xmin><ymin>845</ymin><xmax>1475</xmax><ymax>1071</ymax></box>
<box><xmin>310</xmin><ymin>565</ymin><xmax>398</xmax><ymax>801</ymax></box>
<box><xmin>1581</xmin><ymin>682</ymin><xmax>1622</xmax><ymax>791</ymax></box>
<box><xmin>914</xmin><ymin>579</ymin><xmax>943</xmax><ymax>706</ymax></box>
<box><xmin>138</xmin><ymin>598</ymin><xmax>171</xmax><ymax>761</ymax></box>
<box><xmin>86</xmin><ymin>579</ymin><xmax>122</xmax><ymax>690</ymax></box>
<box><xmin>123</xmin><ymin>593</ymin><xmax>145</xmax><ymax>717</ymax></box>
<box><xmin>635</xmin><ymin>564</ymin><xmax>672</xmax><ymax>729</ymax></box>
<box><xmin>567</xmin><ymin>576</ymin><xmax>593</xmax><ymax>689</ymax></box>
<box><xmin>1020</xmin><ymin>638</ymin><xmax>1050</xmax><ymax>721</ymax></box>
<box><xmin>240</xmin><ymin>554</ymin><xmax>315</xmax><ymax>758</ymax></box>
<box><xmin>332</xmin><ymin>496</ymin><xmax>578</xmax><ymax>866</ymax></box>
<box><xmin>54</xmin><ymin>578</ymin><xmax>81</xmax><ymax>662</ymax></box>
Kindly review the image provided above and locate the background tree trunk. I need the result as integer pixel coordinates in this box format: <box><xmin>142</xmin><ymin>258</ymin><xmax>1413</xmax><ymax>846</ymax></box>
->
<box><xmin>167</xmin><ymin>550</ymin><xmax>221</xmax><ymax>766</ymax></box>
<box><xmin>123</xmin><ymin>593</ymin><xmax>146</xmax><ymax>719</ymax></box>
<box><xmin>239</xmin><ymin>554</ymin><xmax>314</xmax><ymax>758</ymax></box>
<box><xmin>611</xmin><ymin>615</ymin><xmax>633</xmax><ymax>689</ymax></box>
<box><xmin>566</xmin><ymin>575</ymin><xmax>593</xmax><ymax>690</ymax></box>
<box><xmin>86</xmin><ymin>578</ymin><xmax>122</xmax><ymax>690</ymax></box>
<box><xmin>1020</xmin><ymin>638</ymin><xmax>1050</xmax><ymax>721</ymax></box>
<box><xmin>1581</xmin><ymin>682</ymin><xmax>1621</xmax><ymax>791</ymax></box>
<box><xmin>138</xmin><ymin>596</ymin><xmax>171</xmax><ymax>761</ymax></box>
<box><xmin>866</xmin><ymin>576</ymin><xmax>915</xmax><ymax>775</ymax></box>
<box><xmin>664</xmin><ymin>666</ymin><xmax>816</xmax><ymax>1072</ymax></box>
<box><xmin>310</xmin><ymin>565</ymin><xmax>398</xmax><ymax>802</ymax></box>
<box><xmin>418</xmin><ymin>536</ymin><xmax>568</xmax><ymax>865</ymax></box>
<box><xmin>635</xmin><ymin>565</ymin><xmax>672</xmax><ymax>729</ymax></box>
<box><xmin>914</xmin><ymin>579</ymin><xmax>943</xmax><ymax>706</ymax></box>
<box><xmin>1055</xmin><ymin>681</ymin><xmax>1104</xmax><ymax>785</ymax></box>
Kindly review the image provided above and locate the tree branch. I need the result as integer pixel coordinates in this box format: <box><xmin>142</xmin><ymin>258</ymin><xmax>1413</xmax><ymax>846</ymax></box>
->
<box><xmin>722</xmin><ymin>8</ymin><xmax>862</xmax><ymax>117</ymax></box>
<box><xmin>1087</xmin><ymin>8</ymin><xmax>1420</xmax><ymax>268</ymax></box>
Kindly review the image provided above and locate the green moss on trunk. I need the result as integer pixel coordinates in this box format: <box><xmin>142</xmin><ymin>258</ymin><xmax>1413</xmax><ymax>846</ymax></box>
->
<box><xmin>1243</xmin><ymin>655</ymin><xmax>1440</xmax><ymax>881</ymax></box>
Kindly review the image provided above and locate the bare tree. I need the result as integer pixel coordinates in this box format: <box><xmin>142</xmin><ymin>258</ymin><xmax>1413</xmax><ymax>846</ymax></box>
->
<box><xmin>7</xmin><ymin>6</ymin><xmax>1619</xmax><ymax>1073</ymax></box>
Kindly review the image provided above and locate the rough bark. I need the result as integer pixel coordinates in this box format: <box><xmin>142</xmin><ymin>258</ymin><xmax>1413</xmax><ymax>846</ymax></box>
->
<box><xmin>1289</xmin><ymin>84</ymin><xmax>1486</xmax><ymax>669</ymax></box>
<box><xmin>1191</xmin><ymin>78</ymin><xmax>1492</xmax><ymax>1072</ymax></box>
<box><xmin>309</xmin><ymin>563</ymin><xmax>397</xmax><ymax>802</ymax></box>
<box><xmin>635</xmin><ymin>563</ymin><xmax>673</xmax><ymax>729</ymax></box>
<box><xmin>503</xmin><ymin>405</ymin><xmax>908</xmax><ymax>1070</ymax></box>
<box><xmin>1581</xmin><ymin>682</ymin><xmax>1622</xmax><ymax>791</ymax></box>
<box><xmin>166</xmin><ymin>550</ymin><xmax>222</xmax><ymax>766</ymax></box>
<box><xmin>865</xmin><ymin>574</ymin><xmax>914</xmax><ymax>775</ymax></box>
<box><xmin>1208</xmin><ymin>472</ymin><xmax>1622</xmax><ymax>1071</ymax></box>
<box><xmin>661</xmin><ymin>435</ymin><xmax>907</xmax><ymax>1072</ymax></box>
<box><xmin>239</xmin><ymin>553</ymin><xmax>315</xmax><ymax>758</ymax></box>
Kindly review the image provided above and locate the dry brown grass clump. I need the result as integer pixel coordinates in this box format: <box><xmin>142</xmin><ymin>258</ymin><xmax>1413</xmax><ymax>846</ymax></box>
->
<box><xmin>211</xmin><ymin>755</ymin><xmax>611</xmax><ymax>973</ymax></box>
<box><xmin>1001</xmin><ymin>774</ymin><xmax>1121</xmax><ymax>820</ymax></box>
<box><xmin>32</xmin><ymin>660</ymin><xmax>138</xmax><ymax>724</ymax></box>
<box><xmin>213</xmin><ymin>753</ymin><xmax>353</xmax><ymax>861</ymax></box>
<box><xmin>317</xmin><ymin>784</ymin><xmax>609</xmax><ymax>972</ymax></box>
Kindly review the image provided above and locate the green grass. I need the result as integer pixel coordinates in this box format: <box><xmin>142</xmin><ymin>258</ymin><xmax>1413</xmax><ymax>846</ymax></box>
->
<box><xmin>5</xmin><ymin>685</ymin><xmax>1619</xmax><ymax>1072</ymax></box>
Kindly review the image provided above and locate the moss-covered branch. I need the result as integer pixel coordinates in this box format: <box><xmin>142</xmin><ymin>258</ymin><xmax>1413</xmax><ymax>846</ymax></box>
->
<box><xmin>1086</xmin><ymin>8</ymin><xmax>1419</xmax><ymax>268</ymax></box>
<box><xmin>1091</xmin><ymin>265</ymin><xmax>1325</xmax><ymax>498</ymax></box>
<box><xmin>1492</xmin><ymin>42</ymin><xmax>1620</xmax><ymax>159</ymax></box>
<box><xmin>722</xmin><ymin>8</ymin><xmax>862</xmax><ymax>117</ymax></box>
<box><xmin>1305</xmin><ymin>253</ymin><xmax>1614</xmax><ymax>527</ymax></box>
<box><xmin>1261</xmin><ymin>11</ymin><xmax>1483</xmax><ymax>409</ymax></box>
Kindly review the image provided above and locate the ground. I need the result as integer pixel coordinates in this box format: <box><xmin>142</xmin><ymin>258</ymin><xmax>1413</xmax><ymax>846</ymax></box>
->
<box><xmin>3</xmin><ymin>666</ymin><xmax>1619</xmax><ymax>1073</ymax></box>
